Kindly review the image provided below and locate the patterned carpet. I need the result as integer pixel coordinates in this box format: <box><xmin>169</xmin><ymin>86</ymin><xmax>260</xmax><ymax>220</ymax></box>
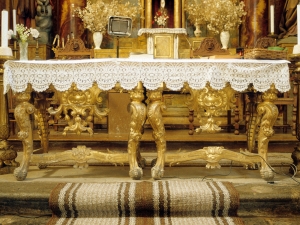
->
<box><xmin>47</xmin><ymin>180</ymin><xmax>244</xmax><ymax>225</ymax></box>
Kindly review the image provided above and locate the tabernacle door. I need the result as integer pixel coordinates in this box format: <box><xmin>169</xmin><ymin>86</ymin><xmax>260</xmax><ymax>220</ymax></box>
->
<box><xmin>153</xmin><ymin>33</ymin><xmax>175</xmax><ymax>59</ymax></box>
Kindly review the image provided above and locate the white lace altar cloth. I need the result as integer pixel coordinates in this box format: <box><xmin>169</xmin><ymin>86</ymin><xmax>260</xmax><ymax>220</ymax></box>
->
<box><xmin>137</xmin><ymin>28</ymin><xmax>187</xmax><ymax>36</ymax></box>
<box><xmin>3</xmin><ymin>58</ymin><xmax>290</xmax><ymax>94</ymax></box>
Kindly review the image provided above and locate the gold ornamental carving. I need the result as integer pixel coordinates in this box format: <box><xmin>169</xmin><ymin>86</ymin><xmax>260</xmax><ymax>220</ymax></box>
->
<box><xmin>126</xmin><ymin>82</ymin><xmax>167</xmax><ymax>180</ymax></box>
<box><xmin>13</xmin><ymin>89</ymin><xmax>36</xmax><ymax>181</ymax></box>
<box><xmin>256</xmin><ymin>84</ymin><xmax>278</xmax><ymax>181</ymax></box>
<box><xmin>71</xmin><ymin>145</ymin><xmax>91</xmax><ymax>168</ymax></box>
<box><xmin>245</xmin><ymin>84</ymin><xmax>279</xmax><ymax>181</ymax></box>
<box><xmin>205</xmin><ymin>146</ymin><xmax>224</xmax><ymax>169</ymax></box>
<box><xmin>0</xmin><ymin>55</ymin><xmax>19</xmax><ymax>171</ymax></box>
<box><xmin>34</xmin><ymin>92</ymin><xmax>50</xmax><ymax>153</ymax></box>
<box><xmin>127</xmin><ymin>82</ymin><xmax>147</xmax><ymax>179</ymax></box>
<box><xmin>185</xmin><ymin>82</ymin><xmax>237</xmax><ymax>133</ymax></box>
<box><xmin>30</xmin><ymin>145</ymin><xmax>129</xmax><ymax>169</ymax></box>
<box><xmin>147</xmin><ymin>88</ymin><xmax>167</xmax><ymax>180</ymax></box>
<box><xmin>0</xmin><ymin>142</ymin><xmax>19</xmax><ymax>168</ymax></box>
<box><xmin>164</xmin><ymin>146</ymin><xmax>261</xmax><ymax>169</ymax></box>
<box><xmin>48</xmin><ymin>83</ymin><xmax>109</xmax><ymax>135</ymax></box>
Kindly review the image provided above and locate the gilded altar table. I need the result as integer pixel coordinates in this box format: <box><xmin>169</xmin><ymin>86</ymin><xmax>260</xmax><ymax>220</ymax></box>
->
<box><xmin>3</xmin><ymin>58</ymin><xmax>290</xmax><ymax>181</ymax></box>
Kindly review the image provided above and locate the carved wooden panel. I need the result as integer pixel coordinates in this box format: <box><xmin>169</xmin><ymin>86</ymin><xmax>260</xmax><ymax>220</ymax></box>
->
<box><xmin>53</xmin><ymin>38</ymin><xmax>93</xmax><ymax>59</ymax></box>
<box><xmin>190</xmin><ymin>37</ymin><xmax>229</xmax><ymax>58</ymax></box>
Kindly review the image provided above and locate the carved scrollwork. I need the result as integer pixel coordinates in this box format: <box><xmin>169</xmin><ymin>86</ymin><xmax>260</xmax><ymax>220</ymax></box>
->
<box><xmin>127</xmin><ymin>82</ymin><xmax>147</xmax><ymax>180</ymax></box>
<box><xmin>191</xmin><ymin>37</ymin><xmax>229</xmax><ymax>57</ymax></box>
<box><xmin>48</xmin><ymin>84</ymin><xmax>109</xmax><ymax>135</ymax></box>
<box><xmin>72</xmin><ymin>145</ymin><xmax>91</xmax><ymax>168</ymax></box>
<box><xmin>13</xmin><ymin>90</ymin><xmax>36</xmax><ymax>181</ymax></box>
<box><xmin>204</xmin><ymin>146</ymin><xmax>224</xmax><ymax>169</ymax></box>
<box><xmin>185</xmin><ymin>82</ymin><xmax>236</xmax><ymax>133</ymax></box>
<box><xmin>147</xmin><ymin>88</ymin><xmax>166</xmax><ymax>179</ymax></box>
<box><xmin>255</xmin><ymin>84</ymin><xmax>278</xmax><ymax>181</ymax></box>
<box><xmin>53</xmin><ymin>38</ymin><xmax>94</xmax><ymax>59</ymax></box>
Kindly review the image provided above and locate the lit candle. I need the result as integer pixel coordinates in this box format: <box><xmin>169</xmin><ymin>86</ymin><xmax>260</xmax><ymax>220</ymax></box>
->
<box><xmin>298</xmin><ymin>4</ymin><xmax>300</xmax><ymax>44</ymax></box>
<box><xmin>1</xmin><ymin>10</ymin><xmax>8</xmax><ymax>48</ymax></box>
<box><xmin>13</xmin><ymin>9</ymin><xmax>16</xmax><ymax>35</ymax></box>
<box><xmin>270</xmin><ymin>5</ymin><xmax>274</xmax><ymax>34</ymax></box>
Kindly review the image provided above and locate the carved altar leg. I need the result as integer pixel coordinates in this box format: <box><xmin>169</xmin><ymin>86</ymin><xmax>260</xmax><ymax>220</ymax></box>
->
<box><xmin>255</xmin><ymin>85</ymin><xmax>278</xmax><ymax>181</ymax></box>
<box><xmin>13</xmin><ymin>91</ymin><xmax>35</xmax><ymax>181</ymax></box>
<box><xmin>127</xmin><ymin>82</ymin><xmax>147</xmax><ymax>180</ymax></box>
<box><xmin>147</xmin><ymin>89</ymin><xmax>166</xmax><ymax>180</ymax></box>
<box><xmin>34</xmin><ymin>92</ymin><xmax>49</xmax><ymax>153</ymax></box>
<box><xmin>246</xmin><ymin>91</ymin><xmax>258</xmax><ymax>152</ymax></box>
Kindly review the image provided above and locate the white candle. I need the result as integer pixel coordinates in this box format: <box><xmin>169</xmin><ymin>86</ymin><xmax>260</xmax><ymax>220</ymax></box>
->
<box><xmin>13</xmin><ymin>9</ymin><xmax>16</xmax><ymax>35</ymax></box>
<box><xmin>270</xmin><ymin>5</ymin><xmax>274</xmax><ymax>34</ymax></box>
<box><xmin>1</xmin><ymin>10</ymin><xmax>8</xmax><ymax>48</ymax></box>
<box><xmin>57</xmin><ymin>35</ymin><xmax>60</xmax><ymax>47</ymax></box>
<box><xmin>298</xmin><ymin>5</ymin><xmax>300</xmax><ymax>44</ymax></box>
<box><xmin>52</xmin><ymin>34</ymin><xmax>58</xmax><ymax>45</ymax></box>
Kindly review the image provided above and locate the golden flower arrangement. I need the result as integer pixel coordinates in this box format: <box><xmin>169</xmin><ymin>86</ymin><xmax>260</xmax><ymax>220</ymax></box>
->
<box><xmin>202</xmin><ymin>0</ymin><xmax>246</xmax><ymax>34</ymax></box>
<box><xmin>185</xmin><ymin>0</ymin><xmax>246</xmax><ymax>34</ymax></box>
<box><xmin>184</xmin><ymin>0</ymin><xmax>206</xmax><ymax>25</ymax></box>
<box><xmin>75</xmin><ymin>0</ymin><xmax>140</xmax><ymax>34</ymax></box>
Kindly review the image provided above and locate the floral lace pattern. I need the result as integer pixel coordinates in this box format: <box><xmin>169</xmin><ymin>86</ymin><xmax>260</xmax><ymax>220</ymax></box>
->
<box><xmin>138</xmin><ymin>28</ymin><xmax>187</xmax><ymax>36</ymax></box>
<box><xmin>4</xmin><ymin>58</ymin><xmax>290</xmax><ymax>94</ymax></box>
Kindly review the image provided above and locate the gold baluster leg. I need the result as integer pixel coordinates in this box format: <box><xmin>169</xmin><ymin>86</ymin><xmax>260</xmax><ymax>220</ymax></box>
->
<box><xmin>256</xmin><ymin>84</ymin><xmax>278</xmax><ymax>181</ymax></box>
<box><xmin>147</xmin><ymin>88</ymin><xmax>166</xmax><ymax>180</ymax></box>
<box><xmin>34</xmin><ymin>92</ymin><xmax>49</xmax><ymax>153</ymax></box>
<box><xmin>246</xmin><ymin>91</ymin><xmax>258</xmax><ymax>153</ymax></box>
<box><xmin>127</xmin><ymin>82</ymin><xmax>146</xmax><ymax>180</ymax></box>
<box><xmin>13</xmin><ymin>90</ymin><xmax>35</xmax><ymax>181</ymax></box>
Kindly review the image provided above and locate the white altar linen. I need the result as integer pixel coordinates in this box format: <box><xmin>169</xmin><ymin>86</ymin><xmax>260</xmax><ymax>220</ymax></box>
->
<box><xmin>4</xmin><ymin>58</ymin><xmax>290</xmax><ymax>94</ymax></box>
<box><xmin>137</xmin><ymin>28</ymin><xmax>187</xmax><ymax>36</ymax></box>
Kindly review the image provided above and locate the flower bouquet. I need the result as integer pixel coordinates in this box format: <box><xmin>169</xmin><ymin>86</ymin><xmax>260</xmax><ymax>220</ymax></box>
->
<box><xmin>8</xmin><ymin>24</ymin><xmax>40</xmax><ymax>60</ymax></box>
<box><xmin>8</xmin><ymin>24</ymin><xmax>39</xmax><ymax>42</ymax></box>
<box><xmin>75</xmin><ymin>0</ymin><xmax>140</xmax><ymax>34</ymax></box>
<box><xmin>184</xmin><ymin>0</ymin><xmax>206</xmax><ymax>26</ymax></box>
<box><xmin>153</xmin><ymin>10</ymin><xmax>169</xmax><ymax>27</ymax></box>
<box><xmin>202</xmin><ymin>0</ymin><xmax>246</xmax><ymax>34</ymax></box>
<box><xmin>185</xmin><ymin>0</ymin><xmax>246</xmax><ymax>34</ymax></box>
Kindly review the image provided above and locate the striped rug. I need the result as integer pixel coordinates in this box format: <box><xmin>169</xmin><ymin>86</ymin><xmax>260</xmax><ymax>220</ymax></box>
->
<box><xmin>47</xmin><ymin>180</ymin><xmax>244</xmax><ymax>225</ymax></box>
